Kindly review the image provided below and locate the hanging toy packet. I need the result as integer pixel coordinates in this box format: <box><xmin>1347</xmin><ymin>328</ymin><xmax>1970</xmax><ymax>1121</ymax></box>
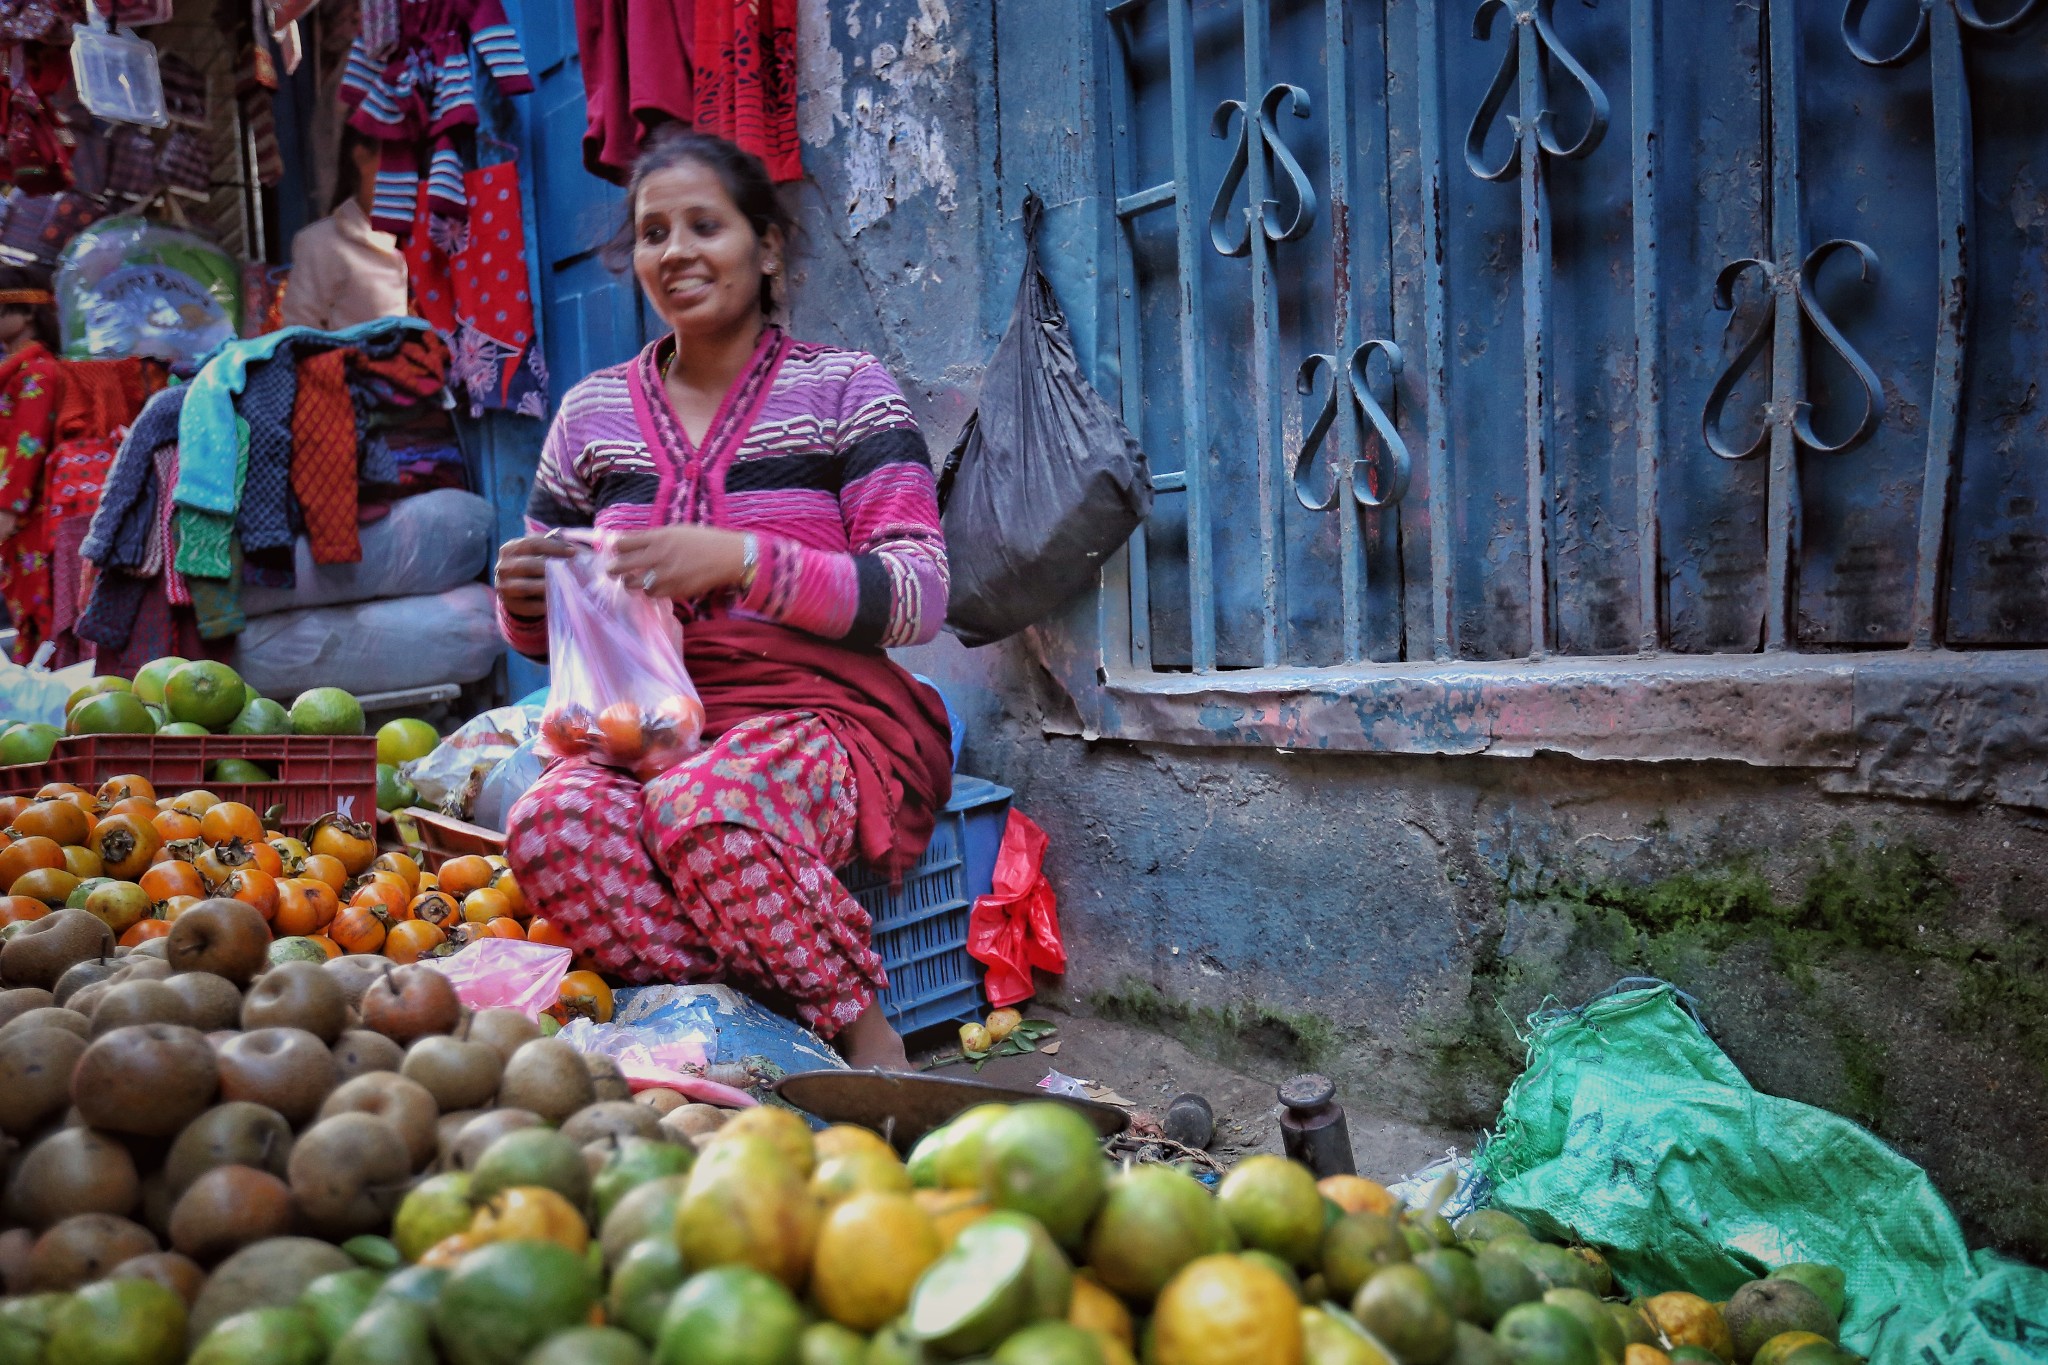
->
<box><xmin>536</xmin><ymin>531</ymin><xmax>705</xmax><ymax>777</ymax></box>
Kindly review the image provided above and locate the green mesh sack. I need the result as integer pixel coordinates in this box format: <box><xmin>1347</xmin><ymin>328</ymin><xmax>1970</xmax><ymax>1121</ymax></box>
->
<box><xmin>1473</xmin><ymin>981</ymin><xmax>2048</xmax><ymax>1365</ymax></box>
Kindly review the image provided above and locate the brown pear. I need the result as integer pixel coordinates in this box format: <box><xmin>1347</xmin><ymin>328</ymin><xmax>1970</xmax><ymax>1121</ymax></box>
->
<box><xmin>52</xmin><ymin>956</ymin><xmax>122</xmax><ymax>1007</ymax></box>
<box><xmin>466</xmin><ymin>1008</ymin><xmax>541</xmax><ymax>1063</ymax></box>
<box><xmin>216</xmin><ymin>1028</ymin><xmax>339</xmax><ymax>1127</ymax></box>
<box><xmin>89</xmin><ymin>979</ymin><xmax>195</xmax><ymax>1036</ymax></box>
<box><xmin>109</xmin><ymin>1250</ymin><xmax>207</xmax><ymax>1307</ymax></box>
<box><xmin>359</xmin><ymin>965</ymin><xmax>461</xmax><ymax>1045</ymax></box>
<box><xmin>1</xmin><ymin>910</ymin><xmax>115</xmax><ymax>990</ymax></box>
<box><xmin>72</xmin><ymin>1023</ymin><xmax>219</xmax><ymax>1138</ymax></box>
<box><xmin>286</xmin><ymin>1112</ymin><xmax>411</xmax><ymax>1239</ymax></box>
<box><xmin>449</xmin><ymin>1109</ymin><xmax>542</xmax><ymax>1171</ymax></box>
<box><xmin>24</xmin><ymin>1213</ymin><xmax>158</xmax><ymax>1291</ymax></box>
<box><xmin>323</xmin><ymin>954</ymin><xmax>393</xmax><ymax>1009</ymax></box>
<box><xmin>496</xmin><ymin>1038</ymin><xmax>596</xmax><ymax>1123</ymax></box>
<box><xmin>165</xmin><ymin>1102</ymin><xmax>293</xmax><ymax>1198</ymax></box>
<box><xmin>241</xmin><ymin>961</ymin><xmax>347</xmax><ymax>1042</ymax></box>
<box><xmin>163</xmin><ymin>972</ymin><xmax>244</xmax><ymax>1033</ymax></box>
<box><xmin>561</xmin><ymin>1100</ymin><xmax>663</xmax><ymax>1146</ymax></box>
<box><xmin>319</xmin><ymin>1073</ymin><xmax>440</xmax><ymax>1171</ymax></box>
<box><xmin>582</xmin><ymin>1052</ymin><xmax>633</xmax><ymax>1103</ymax></box>
<box><xmin>165</xmin><ymin>899</ymin><xmax>270</xmax><ymax>984</ymax></box>
<box><xmin>169</xmin><ymin>1165</ymin><xmax>295</xmax><ymax>1263</ymax></box>
<box><xmin>332</xmin><ymin>1029</ymin><xmax>405</xmax><ymax>1080</ymax></box>
<box><xmin>0</xmin><ymin>1005</ymin><xmax>88</xmax><ymax>1041</ymax></box>
<box><xmin>0</xmin><ymin>1024</ymin><xmax>87</xmax><ymax>1136</ymax></box>
<box><xmin>402</xmin><ymin>1034</ymin><xmax>503</xmax><ymax>1112</ymax></box>
<box><xmin>0</xmin><ymin>1227</ymin><xmax>30</xmax><ymax>1294</ymax></box>
<box><xmin>0</xmin><ymin>986</ymin><xmax>52</xmax><ymax>1029</ymax></box>
<box><xmin>5</xmin><ymin>1127</ymin><xmax>140</xmax><ymax>1228</ymax></box>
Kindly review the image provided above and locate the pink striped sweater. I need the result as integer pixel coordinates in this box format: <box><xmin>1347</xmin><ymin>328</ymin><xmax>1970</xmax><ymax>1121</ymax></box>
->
<box><xmin>500</xmin><ymin>328</ymin><xmax>949</xmax><ymax>657</ymax></box>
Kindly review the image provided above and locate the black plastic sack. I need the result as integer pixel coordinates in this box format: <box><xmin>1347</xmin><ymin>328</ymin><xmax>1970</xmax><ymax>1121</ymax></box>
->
<box><xmin>938</xmin><ymin>191</ymin><xmax>1151</xmax><ymax>647</ymax></box>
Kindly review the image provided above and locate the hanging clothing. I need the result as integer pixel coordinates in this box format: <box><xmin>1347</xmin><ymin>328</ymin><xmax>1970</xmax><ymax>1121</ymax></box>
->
<box><xmin>574</xmin><ymin>0</ymin><xmax>694</xmax><ymax>183</ymax></box>
<box><xmin>0</xmin><ymin>44</ymin><xmax>73</xmax><ymax>195</ymax></box>
<box><xmin>506</xmin><ymin>714</ymin><xmax>888</xmax><ymax>1035</ymax></box>
<box><xmin>0</xmin><ymin>341</ymin><xmax>59</xmax><ymax>661</ymax></box>
<box><xmin>502</xmin><ymin>330</ymin><xmax>950</xmax><ymax>1033</ymax></box>
<box><xmin>281</xmin><ymin>200</ymin><xmax>411</xmax><ymax>332</ymax></box>
<box><xmin>692</xmin><ymin>0</ymin><xmax>798</xmax><ymax>182</ymax></box>
<box><xmin>403</xmin><ymin>160</ymin><xmax>546</xmax><ymax>418</ymax></box>
<box><xmin>339</xmin><ymin>0</ymin><xmax>534</xmax><ymax>238</ymax></box>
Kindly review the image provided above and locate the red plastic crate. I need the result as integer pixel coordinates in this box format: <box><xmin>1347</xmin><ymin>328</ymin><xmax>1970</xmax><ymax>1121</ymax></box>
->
<box><xmin>0</xmin><ymin>736</ymin><xmax>379</xmax><ymax>832</ymax></box>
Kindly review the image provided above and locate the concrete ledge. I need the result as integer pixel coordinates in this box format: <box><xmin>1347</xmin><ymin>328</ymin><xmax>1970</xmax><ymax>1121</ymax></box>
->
<box><xmin>1069</xmin><ymin>650</ymin><xmax>2048</xmax><ymax>808</ymax></box>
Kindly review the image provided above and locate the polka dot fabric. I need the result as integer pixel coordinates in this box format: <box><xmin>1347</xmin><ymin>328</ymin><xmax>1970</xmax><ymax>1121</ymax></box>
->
<box><xmin>403</xmin><ymin>159</ymin><xmax>546</xmax><ymax>416</ymax></box>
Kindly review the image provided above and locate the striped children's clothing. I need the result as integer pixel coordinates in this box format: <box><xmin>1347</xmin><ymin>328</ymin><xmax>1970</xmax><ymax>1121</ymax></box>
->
<box><xmin>503</xmin><ymin>327</ymin><xmax>949</xmax><ymax>657</ymax></box>
<box><xmin>339</xmin><ymin>0</ymin><xmax>533</xmax><ymax>238</ymax></box>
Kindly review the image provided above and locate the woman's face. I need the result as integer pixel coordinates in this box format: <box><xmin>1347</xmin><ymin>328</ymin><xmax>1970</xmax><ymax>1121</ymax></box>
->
<box><xmin>0</xmin><ymin>309</ymin><xmax>27</xmax><ymax>346</ymax></box>
<box><xmin>631</xmin><ymin>161</ymin><xmax>781</xmax><ymax>339</ymax></box>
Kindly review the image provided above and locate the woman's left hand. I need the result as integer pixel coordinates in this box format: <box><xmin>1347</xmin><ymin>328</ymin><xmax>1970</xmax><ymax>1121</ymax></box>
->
<box><xmin>606</xmin><ymin>525</ymin><xmax>751</xmax><ymax>601</ymax></box>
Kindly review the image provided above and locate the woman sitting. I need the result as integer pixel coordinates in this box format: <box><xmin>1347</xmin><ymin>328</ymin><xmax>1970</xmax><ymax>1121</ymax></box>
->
<box><xmin>495</xmin><ymin>129</ymin><xmax>952</xmax><ymax>1071</ymax></box>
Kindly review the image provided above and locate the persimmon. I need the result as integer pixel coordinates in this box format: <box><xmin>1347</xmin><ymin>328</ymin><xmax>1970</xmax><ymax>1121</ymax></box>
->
<box><xmin>383</xmin><ymin>919</ymin><xmax>446</xmax><ymax>964</ymax></box>
<box><xmin>97</xmin><ymin>775</ymin><xmax>155</xmax><ymax>806</ymax></box>
<box><xmin>218</xmin><ymin>868</ymin><xmax>280</xmax><ymax>921</ymax></box>
<box><xmin>194</xmin><ymin>840</ymin><xmax>257</xmax><ymax>890</ymax></box>
<box><xmin>302</xmin><ymin>854</ymin><xmax>350</xmax><ymax>893</ymax></box>
<box><xmin>274</xmin><ymin>878</ymin><xmax>340</xmax><ymax>937</ymax></box>
<box><xmin>461</xmin><ymin>889</ymin><xmax>512</xmax><ymax>925</ymax></box>
<box><xmin>140</xmin><ymin>860</ymin><xmax>206</xmax><ymax>902</ymax></box>
<box><xmin>10</xmin><ymin>799</ymin><xmax>91</xmax><ymax>848</ymax></box>
<box><xmin>596</xmin><ymin>702</ymin><xmax>645</xmax><ymax>761</ymax></box>
<box><xmin>350</xmin><ymin>874</ymin><xmax>411</xmax><ymax>921</ymax></box>
<box><xmin>525</xmin><ymin>917</ymin><xmax>573</xmax><ymax>949</ymax></box>
<box><xmin>308</xmin><ymin>816</ymin><xmax>376</xmax><ymax>876</ymax></box>
<box><xmin>480</xmin><ymin>917</ymin><xmax>523</xmax><ymax>940</ymax></box>
<box><xmin>437</xmin><ymin>856</ymin><xmax>496</xmax><ymax>900</ymax></box>
<box><xmin>199</xmin><ymin>802</ymin><xmax>264</xmax><ymax>847</ymax></box>
<box><xmin>118</xmin><ymin>918</ymin><xmax>171</xmax><ymax>947</ymax></box>
<box><xmin>0</xmin><ymin>895</ymin><xmax>49</xmax><ymax>927</ymax></box>
<box><xmin>0</xmin><ymin>836</ymin><xmax>65</xmax><ymax>888</ymax></box>
<box><xmin>0</xmin><ymin>797</ymin><xmax>29</xmax><ymax>827</ymax></box>
<box><xmin>152</xmin><ymin>810</ymin><xmax>202</xmax><ymax>843</ymax></box>
<box><xmin>11</xmin><ymin>868</ymin><xmax>78</xmax><ymax>908</ymax></box>
<box><xmin>371</xmin><ymin>852</ymin><xmax>422</xmax><ymax>892</ymax></box>
<box><xmin>305</xmin><ymin>934</ymin><xmax>343</xmax><ymax>960</ymax></box>
<box><xmin>106</xmin><ymin>797</ymin><xmax>161</xmax><ymax>824</ymax></box>
<box><xmin>268</xmin><ymin>837</ymin><xmax>309</xmax><ymax>876</ymax></box>
<box><xmin>165</xmin><ymin>790</ymin><xmax>219</xmax><ymax>817</ymax></box>
<box><xmin>558</xmin><ymin>971</ymin><xmax>614</xmax><ymax>1023</ymax></box>
<box><xmin>408</xmin><ymin>890</ymin><xmax>461</xmax><ymax>929</ymax></box>
<box><xmin>243</xmin><ymin>839</ymin><xmax>284</xmax><ymax>878</ymax></box>
<box><xmin>35</xmin><ymin>783</ymin><xmax>90</xmax><ymax>803</ymax></box>
<box><xmin>331</xmin><ymin>903</ymin><xmax>389</xmax><ymax>955</ymax></box>
<box><xmin>487</xmin><ymin>867</ymin><xmax>527</xmax><ymax>919</ymax></box>
<box><xmin>158</xmin><ymin>895</ymin><xmax>201</xmax><ymax>920</ymax></box>
<box><xmin>61</xmin><ymin>846</ymin><xmax>102</xmax><ymax>881</ymax></box>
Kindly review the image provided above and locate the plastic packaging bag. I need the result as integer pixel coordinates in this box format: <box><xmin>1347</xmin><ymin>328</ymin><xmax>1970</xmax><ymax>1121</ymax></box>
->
<box><xmin>938</xmin><ymin>190</ymin><xmax>1152</xmax><ymax>647</ymax></box>
<box><xmin>56</xmin><ymin>216</ymin><xmax>241</xmax><ymax>366</ymax></box>
<box><xmin>966</xmin><ymin>809</ymin><xmax>1065</xmax><ymax>1007</ymax></box>
<box><xmin>472</xmin><ymin>739</ymin><xmax>544</xmax><ymax>832</ymax></box>
<box><xmin>415</xmin><ymin>939</ymin><xmax>569</xmax><ymax>1019</ymax></box>
<box><xmin>240</xmin><ymin>490</ymin><xmax>494</xmax><ymax>618</ymax></box>
<box><xmin>1473</xmin><ymin>981</ymin><xmax>2048</xmax><ymax>1365</ymax></box>
<box><xmin>0</xmin><ymin>644</ymin><xmax>91</xmax><ymax>729</ymax></box>
<box><xmin>404</xmin><ymin>704</ymin><xmax>542</xmax><ymax>816</ymax></box>
<box><xmin>231</xmin><ymin>583</ymin><xmax>501</xmax><ymax>699</ymax></box>
<box><xmin>536</xmin><ymin>532</ymin><xmax>703</xmax><ymax>778</ymax></box>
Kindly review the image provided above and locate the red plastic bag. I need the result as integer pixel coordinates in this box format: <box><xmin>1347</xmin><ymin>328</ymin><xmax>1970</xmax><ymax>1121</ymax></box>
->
<box><xmin>967</xmin><ymin>810</ymin><xmax>1066</xmax><ymax>1008</ymax></box>
<box><xmin>536</xmin><ymin>530</ymin><xmax>704</xmax><ymax>778</ymax></box>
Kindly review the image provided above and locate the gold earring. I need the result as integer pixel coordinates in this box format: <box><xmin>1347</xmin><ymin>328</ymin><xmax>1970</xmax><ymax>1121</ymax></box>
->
<box><xmin>765</xmin><ymin>262</ymin><xmax>779</xmax><ymax>275</ymax></box>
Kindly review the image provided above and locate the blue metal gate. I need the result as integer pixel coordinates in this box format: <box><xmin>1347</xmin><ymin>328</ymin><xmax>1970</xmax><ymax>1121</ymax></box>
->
<box><xmin>1097</xmin><ymin>0</ymin><xmax>2047</xmax><ymax>672</ymax></box>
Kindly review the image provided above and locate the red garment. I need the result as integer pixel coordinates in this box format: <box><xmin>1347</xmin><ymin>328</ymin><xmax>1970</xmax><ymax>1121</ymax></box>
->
<box><xmin>506</xmin><ymin>714</ymin><xmax>888</xmax><ymax>1037</ymax></box>
<box><xmin>683</xmin><ymin>617</ymin><xmax>953</xmax><ymax>879</ymax></box>
<box><xmin>289</xmin><ymin>350</ymin><xmax>361</xmax><ymax>563</ymax></box>
<box><xmin>693</xmin><ymin>0</ymin><xmax>799</xmax><ymax>182</ymax></box>
<box><xmin>0</xmin><ymin>342</ymin><xmax>60</xmax><ymax>660</ymax></box>
<box><xmin>575</xmin><ymin>0</ymin><xmax>694</xmax><ymax>183</ymax></box>
<box><xmin>403</xmin><ymin>162</ymin><xmax>545</xmax><ymax>416</ymax></box>
<box><xmin>0</xmin><ymin>44</ymin><xmax>73</xmax><ymax>195</ymax></box>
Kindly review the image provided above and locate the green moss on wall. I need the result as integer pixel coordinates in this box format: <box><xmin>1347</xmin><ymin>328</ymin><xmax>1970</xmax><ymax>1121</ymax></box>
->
<box><xmin>1088</xmin><ymin>976</ymin><xmax>1340</xmax><ymax>1075</ymax></box>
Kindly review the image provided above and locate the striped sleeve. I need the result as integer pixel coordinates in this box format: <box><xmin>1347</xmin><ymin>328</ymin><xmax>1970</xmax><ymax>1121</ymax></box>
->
<box><xmin>739</xmin><ymin>358</ymin><xmax>948</xmax><ymax>649</ymax></box>
<box><xmin>468</xmin><ymin>0</ymin><xmax>535</xmax><ymax>96</ymax></box>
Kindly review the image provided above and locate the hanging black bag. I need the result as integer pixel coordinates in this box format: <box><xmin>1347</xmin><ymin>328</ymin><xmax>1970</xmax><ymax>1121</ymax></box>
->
<box><xmin>938</xmin><ymin>190</ymin><xmax>1152</xmax><ymax>647</ymax></box>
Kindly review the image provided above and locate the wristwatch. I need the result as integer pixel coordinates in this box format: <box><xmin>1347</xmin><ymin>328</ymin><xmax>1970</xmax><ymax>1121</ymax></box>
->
<box><xmin>738</xmin><ymin>533</ymin><xmax>760</xmax><ymax>593</ymax></box>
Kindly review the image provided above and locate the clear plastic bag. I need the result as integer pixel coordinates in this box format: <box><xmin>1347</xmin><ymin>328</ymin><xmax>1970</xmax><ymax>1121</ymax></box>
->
<box><xmin>536</xmin><ymin>532</ymin><xmax>704</xmax><ymax>778</ymax></box>
<box><xmin>70</xmin><ymin>26</ymin><xmax>167</xmax><ymax>126</ymax></box>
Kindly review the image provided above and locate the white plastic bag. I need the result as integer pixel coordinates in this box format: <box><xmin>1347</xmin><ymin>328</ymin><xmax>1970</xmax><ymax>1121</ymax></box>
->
<box><xmin>230</xmin><ymin>583</ymin><xmax>501</xmax><ymax>699</ymax></box>
<box><xmin>240</xmin><ymin>490</ymin><xmax>494</xmax><ymax>618</ymax></box>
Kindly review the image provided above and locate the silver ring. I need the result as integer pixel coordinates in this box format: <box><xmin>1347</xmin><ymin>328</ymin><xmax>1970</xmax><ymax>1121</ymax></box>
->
<box><xmin>640</xmin><ymin>570</ymin><xmax>658</xmax><ymax>593</ymax></box>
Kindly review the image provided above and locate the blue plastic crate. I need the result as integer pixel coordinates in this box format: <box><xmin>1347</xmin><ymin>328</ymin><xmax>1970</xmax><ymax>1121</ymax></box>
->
<box><xmin>841</xmin><ymin>774</ymin><xmax>1012</xmax><ymax>1035</ymax></box>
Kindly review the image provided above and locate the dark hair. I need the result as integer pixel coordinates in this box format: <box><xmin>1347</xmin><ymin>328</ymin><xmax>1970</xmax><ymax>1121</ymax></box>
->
<box><xmin>331</xmin><ymin>127</ymin><xmax>377</xmax><ymax>213</ymax></box>
<box><xmin>600</xmin><ymin>126</ymin><xmax>795</xmax><ymax>316</ymax></box>
<box><xmin>0</xmin><ymin>265</ymin><xmax>59</xmax><ymax>352</ymax></box>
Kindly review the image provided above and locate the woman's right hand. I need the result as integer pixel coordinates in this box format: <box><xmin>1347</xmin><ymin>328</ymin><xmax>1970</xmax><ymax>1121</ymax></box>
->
<box><xmin>494</xmin><ymin>534</ymin><xmax>575</xmax><ymax>618</ymax></box>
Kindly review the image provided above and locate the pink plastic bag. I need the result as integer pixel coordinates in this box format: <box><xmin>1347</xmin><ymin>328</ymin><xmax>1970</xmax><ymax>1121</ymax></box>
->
<box><xmin>536</xmin><ymin>531</ymin><xmax>705</xmax><ymax>779</ymax></box>
<box><xmin>415</xmin><ymin>939</ymin><xmax>571</xmax><ymax>1019</ymax></box>
<box><xmin>967</xmin><ymin>810</ymin><xmax>1066</xmax><ymax>1007</ymax></box>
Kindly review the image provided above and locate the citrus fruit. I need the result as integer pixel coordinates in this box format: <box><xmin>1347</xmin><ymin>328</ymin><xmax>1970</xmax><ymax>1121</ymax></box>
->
<box><xmin>528</xmin><ymin>1326</ymin><xmax>650</xmax><ymax>1365</ymax></box>
<box><xmin>1086</xmin><ymin>1164</ymin><xmax>1230</xmax><ymax>1303</ymax></box>
<box><xmin>131</xmin><ymin>656</ymin><xmax>188</xmax><ymax>707</ymax></box>
<box><xmin>608</xmin><ymin>1236</ymin><xmax>688</xmax><ymax>1344</ymax></box>
<box><xmin>159</xmin><ymin>722</ymin><xmax>210</xmax><ymax>737</ymax></box>
<box><xmin>1455</xmin><ymin>1211</ymin><xmax>1532</xmax><ymax>1246</ymax></box>
<box><xmin>188</xmin><ymin>1306</ymin><xmax>326</xmax><ymax>1365</ymax></box>
<box><xmin>66</xmin><ymin>675</ymin><xmax>131</xmax><ymax>711</ymax></box>
<box><xmin>378</xmin><ymin>718</ymin><xmax>440</xmax><ymax>767</ymax></box>
<box><xmin>1495</xmin><ymin>1302</ymin><xmax>1599</xmax><ymax>1365</ymax></box>
<box><xmin>1625</xmin><ymin>1348</ymin><xmax>1674</xmax><ymax>1365</ymax></box>
<box><xmin>977</xmin><ymin>1102</ymin><xmax>1107</xmax><ymax>1248</ymax></box>
<box><xmin>1451</xmin><ymin>1323</ymin><xmax>1510</xmax><ymax>1365</ymax></box>
<box><xmin>431</xmin><ymin>1240</ymin><xmax>596</xmax><ymax>1365</ymax></box>
<box><xmin>1766</xmin><ymin>1266</ymin><xmax>1846</xmax><ymax>1322</ymax></box>
<box><xmin>1611</xmin><ymin>1304</ymin><xmax>1658</xmax><ymax>1348</ymax></box>
<box><xmin>600</xmin><ymin>1176</ymin><xmax>687</xmax><ymax>1269</ymax></box>
<box><xmin>675</xmin><ymin>1133</ymin><xmax>819</xmax><ymax>1291</ymax></box>
<box><xmin>44</xmin><ymin>1276</ymin><xmax>186</xmax><ymax>1365</ymax></box>
<box><xmin>995</xmin><ymin>1322</ymin><xmax>1110</xmax><ymax>1365</ymax></box>
<box><xmin>1217</xmin><ymin>1154</ymin><xmax>1327</xmax><ymax>1270</ymax></box>
<box><xmin>656</xmin><ymin>1265</ymin><xmax>806</xmax><ymax>1365</ymax></box>
<box><xmin>226</xmin><ymin>696</ymin><xmax>291</xmax><ymax>736</ymax></box>
<box><xmin>713</xmin><ymin>1103</ymin><xmax>818</xmax><ymax>1177</ymax></box>
<box><xmin>66</xmin><ymin>691</ymin><xmax>156</xmax><ymax>736</ymax></box>
<box><xmin>811</xmin><ymin>1192</ymin><xmax>941</xmax><ymax>1332</ymax></box>
<box><xmin>1752</xmin><ymin>1334</ymin><xmax>1830</xmax><ymax>1365</ymax></box>
<box><xmin>291</xmin><ymin>687</ymin><xmax>366</xmax><ymax>736</ymax></box>
<box><xmin>376</xmin><ymin>765</ymin><xmax>419</xmax><ymax>813</ymax></box>
<box><xmin>468</xmin><ymin>1186</ymin><xmax>589</xmax><ymax>1253</ymax></box>
<box><xmin>909</xmin><ymin>1102</ymin><xmax>1009</xmax><ymax>1189</ymax></box>
<box><xmin>164</xmin><ymin>661</ymin><xmax>247</xmax><ymax>730</ymax></box>
<box><xmin>1069</xmin><ymin>1275</ymin><xmax>1135</xmax><ymax>1348</ymax></box>
<box><xmin>798</xmin><ymin>1321</ymin><xmax>869</xmax><ymax>1365</ymax></box>
<box><xmin>1475</xmin><ymin>1247</ymin><xmax>1544</xmax><ymax>1326</ymax></box>
<box><xmin>1512</xmin><ymin>1243</ymin><xmax>1601</xmax><ymax>1296</ymax></box>
<box><xmin>0</xmin><ymin>723</ymin><xmax>59</xmax><ymax>765</ymax></box>
<box><xmin>1353</xmin><ymin>1265</ymin><xmax>1455</xmax><ymax>1365</ymax></box>
<box><xmin>268</xmin><ymin>936</ymin><xmax>331</xmax><ymax>966</ymax></box>
<box><xmin>1543</xmin><ymin>1289</ymin><xmax>1625</xmax><ymax>1365</ymax></box>
<box><xmin>1301</xmin><ymin>1304</ymin><xmax>1397</xmax><ymax>1365</ymax></box>
<box><xmin>299</xmin><ymin>1267</ymin><xmax>387</xmax><ymax>1346</ymax></box>
<box><xmin>810</xmin><ymin>1147</ymin><xmax>913</xmax><ymax>1205</ymax></box>
<box><xmin>904</xmin><ymin>1213</ymin><xmax>1039</xmax><ymax>1357</ymax></box>
<box><xmin>470</xmin><ymin>1127</ymin><xmax>590</xmax><ymax>1209</ymax></box>
<box><xmin>815</xmin><ymin>1124</ymin><xmax>897</xmax><ymax>1164</ymax></box>
<box><xmin>1323</xmin><ymin>1212</ymin><xmax>1412</xmax><ymax>1302</ymax></box>
<box><xmin>1320</xmin><ymin>1175</ymin><xmax>1397</xmax><ymax>1216</ymax></box>
<box><xmin>1151</xmin><ymin>1253</ymin><xmax>1303</xmax><ymax>1365</ymax></box>
<box><xmin>394</xmin><ymin>1172</ymin><xmax>475</xmax><ymax>1262</ymax></box>
<box><xmin>1416</xmin><ymin>1248</ymin><xmax>1486</xmax><ymax>1325</ymax></box>
<box><xmin>594</xmin><ymin>1136</ymin><xmax>696</xmax><ymax>1224</ymax></box>
<box><xmin>211</xmin><ymin>759</ymin><xmax>274</xmax><ymax>784</ymax></box>
<box><xmin>1640</xmin><ymin>1294</ymin><xmax>1734</xmax><ymax>1361</ymax></box>
<box><xmin>333</xmin><ymin>1298</ymin><xmax>434</xmax><ymax>1363</ymax></box>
